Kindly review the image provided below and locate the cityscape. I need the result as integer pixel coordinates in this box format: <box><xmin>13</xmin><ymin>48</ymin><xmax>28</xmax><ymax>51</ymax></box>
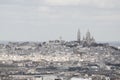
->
<box><xmin>0</xmin><ymin>0</ymin><xmax>120</xmax><ymax>80</ymax></box>
<box><xmin>0</xmin><ymin>29</ymin><xmax>119</xmax><ymax>80</ymax></box>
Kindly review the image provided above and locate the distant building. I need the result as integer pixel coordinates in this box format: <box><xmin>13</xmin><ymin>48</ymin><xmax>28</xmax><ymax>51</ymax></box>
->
<box><xmin>77</xmin><ymin>29</ymin><xmax>95</xmax><ymax>46</ymax></box>
<box><xmin>77</xmin><ymin>29</ymin><xmax>81</xmax><ymax>43</ymax></box>
<box><xmin>84</xmin><ymin>30</ymin><xmax>95</xmax><ymax>45</ymax></box>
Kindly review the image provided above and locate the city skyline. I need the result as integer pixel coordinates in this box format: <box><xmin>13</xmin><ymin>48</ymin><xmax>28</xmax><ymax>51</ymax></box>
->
<box><xmin>0</xmin><ymin>0</ymin><xmax>120</xmax><ymax>42</ymax></box>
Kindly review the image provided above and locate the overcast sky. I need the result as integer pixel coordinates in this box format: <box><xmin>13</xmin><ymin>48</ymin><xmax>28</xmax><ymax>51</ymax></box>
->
<box><xmin>0</xmin><ymin>0</ymin><xmax>120</xmax><ymax>42</ymax></box>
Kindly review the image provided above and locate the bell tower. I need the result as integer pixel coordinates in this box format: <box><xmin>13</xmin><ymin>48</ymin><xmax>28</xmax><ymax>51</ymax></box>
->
<box><xmin>77</xmin><ymin>29</ymin><xmax>81</xmax><ymax>43</ymax></box>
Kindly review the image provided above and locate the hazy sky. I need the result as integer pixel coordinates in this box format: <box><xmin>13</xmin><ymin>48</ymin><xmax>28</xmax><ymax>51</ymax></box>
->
<box><xmin>0</xmin><ymin>0</ymin><xmax>120</xmax><ymax>42</ymax></box>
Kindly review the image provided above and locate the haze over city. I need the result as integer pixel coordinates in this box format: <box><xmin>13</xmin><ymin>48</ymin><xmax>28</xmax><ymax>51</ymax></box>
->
<box><xmin>0</xmin><ymin>0</ymin><xmax>120</xmax><ymax>41</ymax></box>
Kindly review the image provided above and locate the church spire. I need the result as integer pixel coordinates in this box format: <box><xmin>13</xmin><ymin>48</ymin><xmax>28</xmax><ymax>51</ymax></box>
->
<box><xmin>77</xmin><ymin>29</ymin><xmax>81</xmax><ymax>43</ymax></box>
<box><xmin>86</xmin><ymin>29</ymin><xmax>91</xmax><ymax>41</ymax></box>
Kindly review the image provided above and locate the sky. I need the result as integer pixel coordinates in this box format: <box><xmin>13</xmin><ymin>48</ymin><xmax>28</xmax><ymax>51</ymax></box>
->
<box><xmin>0</xmin><ymin>0</ymin><xmax>120</xmax><ymax>42</ymax></box>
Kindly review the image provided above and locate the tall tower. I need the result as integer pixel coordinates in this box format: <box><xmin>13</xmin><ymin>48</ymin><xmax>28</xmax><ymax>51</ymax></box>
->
<box><xmin>86</xmin><ymin>30</ymin><xmax>91</xmax><ymax>41</ymax></box>
<box><xmin>77</xmin><ymin>29</ymin><xmax>81</xmax><ymax>43</ymax></box>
